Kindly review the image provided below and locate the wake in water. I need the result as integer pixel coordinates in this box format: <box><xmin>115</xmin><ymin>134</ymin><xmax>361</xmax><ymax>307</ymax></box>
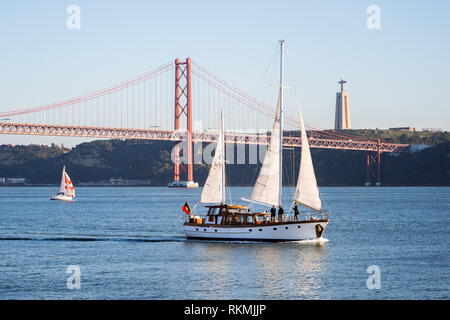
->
<box><xmin>0</xmin><ymin>234</ymin><xmax>186</xmax><ymax>243</ymax></box>
<box><xmin>0</xmin><ymin>232</ymin><xmax>329</xmax><ymax>244</ymax></box>
<box><xmin>292</xmin><ymin>237</ymin><xmax>330</xmax><ymax>244</ymax></box>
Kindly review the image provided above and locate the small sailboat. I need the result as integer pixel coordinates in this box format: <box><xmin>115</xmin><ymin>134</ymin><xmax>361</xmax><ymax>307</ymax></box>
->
<box><xmin>50</xmin><ymin>166</ymin><xmax>75</xmax><ymax>202</ymax></box>
<box><xmin>183</xmin><ymin>40</ymin><xmax>329</xmax><ymax>241</ymax></box>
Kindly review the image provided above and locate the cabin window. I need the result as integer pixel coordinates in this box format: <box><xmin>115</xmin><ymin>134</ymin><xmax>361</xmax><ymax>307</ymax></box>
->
<box><xmin>247</xmin><ymin>216</ymin><xmax>254</xmax><ymax>224</ymax></box>
<box><xmin>255</xmin><ymin>215</ymin><xmax>268</xmax><ymax>223</ymax></box>
<box><xmin>209</xmin><ymin>208</ymin><xmax>218</xmax><ymax>215</ymax></box>
<box><xmin>224</xmin><ymin>216</ymin><xmax>233</xmax><ymax>225</ymax></box>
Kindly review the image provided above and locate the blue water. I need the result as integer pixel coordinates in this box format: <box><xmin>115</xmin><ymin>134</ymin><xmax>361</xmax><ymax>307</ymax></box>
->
<box><xmin>0</xmin><ymin>186</ymin><xmax>448</xmax><ymax>299</ymax></box>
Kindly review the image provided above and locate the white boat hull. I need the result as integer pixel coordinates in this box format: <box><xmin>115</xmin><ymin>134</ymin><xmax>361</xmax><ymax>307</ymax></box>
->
<box><xmin>50</xmin><ymin>194</ymin><xmax>75</xmax><ymax>202</ymax></box>
<box><xmin>184</xmin><ymin>220</ymin><xmax>328</xmax><ymax>241</ymax></box>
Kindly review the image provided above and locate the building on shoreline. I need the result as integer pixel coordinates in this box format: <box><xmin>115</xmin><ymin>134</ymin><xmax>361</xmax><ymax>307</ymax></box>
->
<box><xmin>78</xmin><ymin>177</ymin><xmax>151</xmax><ymax>186</ymax></box>
<box><xmin>0</xmin><ymin>177</ymin><xmax>26</xmax><ymax>185</ymax></box>
<box><xmin>389</xmin><ymin>127</ymin><xmax>417</xmax><ymax>132</ymax></box>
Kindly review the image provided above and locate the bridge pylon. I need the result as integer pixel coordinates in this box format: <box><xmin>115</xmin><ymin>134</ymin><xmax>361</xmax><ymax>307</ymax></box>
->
<box><xmin>365</xmin><ymin>139</ymin><xmax>381</xmax><ymax>186</ymax></box>
<box><xmin>171</xmin><ymin>58</ymin><xmax>196</xmax><ymax>187</ymax></box>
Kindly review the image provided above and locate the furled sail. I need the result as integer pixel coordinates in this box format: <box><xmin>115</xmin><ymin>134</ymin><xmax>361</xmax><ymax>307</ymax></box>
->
<box><xmin>292</xmin><ymin>102</ymin><xmax>321</xmax><ymax>211</ymax></box>
<box><xmin>250</xmin><ymin>100</ymin><xmax>281</xmax><ymax>207</ymax></box>
<box><xmin>200</xmin><ymin>112</ymin><xmax>225</xmax><ymax>204</ymax></box>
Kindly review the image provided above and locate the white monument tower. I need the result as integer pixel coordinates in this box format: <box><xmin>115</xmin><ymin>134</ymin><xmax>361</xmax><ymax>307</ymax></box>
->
<box><xmin>334</xmin><ymin>79</ymin><xmax>351</xmax><ymax>130</ymax></box>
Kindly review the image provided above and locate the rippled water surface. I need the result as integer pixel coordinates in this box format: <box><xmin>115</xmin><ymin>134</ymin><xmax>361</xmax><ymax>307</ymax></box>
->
<box><xmin>0</xmin><ymin>186</ymin><xmax>448</xmax><ymax>299</ymax></box>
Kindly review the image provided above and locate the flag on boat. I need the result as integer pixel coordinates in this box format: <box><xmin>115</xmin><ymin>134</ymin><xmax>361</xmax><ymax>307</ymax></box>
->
<box><xmin>182</xmin><ymin>201</ymin><xmax>191</xmax><ymax>215</ymax></box>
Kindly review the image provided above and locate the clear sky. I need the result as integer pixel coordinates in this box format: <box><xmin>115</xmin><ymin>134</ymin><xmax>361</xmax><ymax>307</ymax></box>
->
<box><xmin>0</xmin><ymin>0</ymin><xmax>449</xmax><ymax>146</ymax></box>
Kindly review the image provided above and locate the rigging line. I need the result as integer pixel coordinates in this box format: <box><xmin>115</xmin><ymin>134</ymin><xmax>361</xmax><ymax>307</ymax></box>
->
<box><xmin>193</xmin><ymin>61</ymin><xmax>320</xmax><ymax>132</ymax></box>
<box><xmin>193</xmin><ymin>59</ymin><xmax>293</xmax><ymax>130</ymax></box>
<box><xmin>192</xmin><ymin>70</ymin><xmax>274</xmax><ymax>119</ymax></box>
<box><xmin>284</xmin><ymin>47</ymin><xmax>374</xmax><ymax>142</ymax></box>
<box><xmin>161</xmin><ymin>72</ymin><xmax>163</xmax><ymax>130</ymax></box>
<box><xmin>248</xmin><ymin>42</ymin><xmax>279</xmax><ymax>109</ymax></box>
<box><xmin>143</xmin><ymin>78</ymin><xmax>146</xmax><ymax>129</ymax></box>
<box><xmin>193</xmin><ymin>60</ymin><xmax>369</xmax><ymax>142</ymax></box>
<box><xmin>192</xmin><ymin>61</ymin><xmax>277</xmax><ymax>116</ymax></box>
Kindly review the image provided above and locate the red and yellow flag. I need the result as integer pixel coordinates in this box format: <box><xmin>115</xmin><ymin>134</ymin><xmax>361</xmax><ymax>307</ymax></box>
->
<box><xmin>182</xmin><ymin>202</ymin><xmax>191</xmax><ymax>215</ymax></box>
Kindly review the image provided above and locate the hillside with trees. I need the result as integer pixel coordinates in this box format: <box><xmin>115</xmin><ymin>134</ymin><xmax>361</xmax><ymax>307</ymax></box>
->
<box><xmin>0</xmin><ymin>130</ymin><xmax>448</xmax><ymax>186</ymax></box>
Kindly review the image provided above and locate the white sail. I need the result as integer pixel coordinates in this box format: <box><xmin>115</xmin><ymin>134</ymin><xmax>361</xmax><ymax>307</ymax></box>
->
<box><xmin>292</xmin><ymin>103</ymin><xmax>321</xmax><ymax>211</ymax></box>
<box><xmin>250</xmin><ymin>101</ymin><xmax>281</xmax><ymax>207</ymax></box>
<box><xmin>58</xmin><ymin>166</ymin><xmax>66</xmax><ymax>194</ymax></box>
<box><xmin>200</xmin><ymin>111</ymin><xmax>225</xmax><ymax>204</ymax></box>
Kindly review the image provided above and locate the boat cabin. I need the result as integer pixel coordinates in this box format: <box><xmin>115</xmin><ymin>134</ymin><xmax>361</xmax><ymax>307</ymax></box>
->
<box><xmin>188</xmin><ymin>204</ymin><xmax>272</xmax><ymax>226</ymax></box>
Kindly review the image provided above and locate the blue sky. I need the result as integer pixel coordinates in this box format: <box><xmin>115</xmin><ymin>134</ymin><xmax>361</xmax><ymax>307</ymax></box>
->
<box><xmin>0</xmin><ymin>0</ymin><xmax>449</xmax><ymax>146</ymax></box>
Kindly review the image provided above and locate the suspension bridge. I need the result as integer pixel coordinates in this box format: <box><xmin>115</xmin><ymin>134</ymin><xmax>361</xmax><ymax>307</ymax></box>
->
<box><xmin>0</xmin><ymin>58</ymin><xmax>409</xmax><ymax>185</ymax></box>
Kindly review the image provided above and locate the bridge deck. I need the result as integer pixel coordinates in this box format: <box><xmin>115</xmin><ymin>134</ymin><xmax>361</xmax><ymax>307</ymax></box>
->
<box><xmin>0</xmin><ymin>122</ymin><xmax>409</xmax><ymax>153</ymax></box>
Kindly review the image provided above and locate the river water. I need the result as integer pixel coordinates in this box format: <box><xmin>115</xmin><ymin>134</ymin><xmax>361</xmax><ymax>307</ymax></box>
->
<box><xmin>0</xmin><ymin>186</ymin><xmax>448</xmax><ymax>299</ymax></box>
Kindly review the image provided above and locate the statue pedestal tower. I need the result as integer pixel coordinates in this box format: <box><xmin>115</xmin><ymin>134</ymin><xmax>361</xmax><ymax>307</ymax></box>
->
<box><xmin>334</xmin><ymin>79</ymin><xmax>351</xmax><ymax>130</ymax></box>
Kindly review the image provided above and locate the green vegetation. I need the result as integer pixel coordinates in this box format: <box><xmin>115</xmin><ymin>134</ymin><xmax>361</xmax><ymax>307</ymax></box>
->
<box><xmin>0</xmin><ymin>132</ymin><xmax>449</xmax><ymax>186</ymax></box>
<box><xmin>330</xmin><ymin>129</ymin><xmax>450</xmax><ymax>145</ymax></box>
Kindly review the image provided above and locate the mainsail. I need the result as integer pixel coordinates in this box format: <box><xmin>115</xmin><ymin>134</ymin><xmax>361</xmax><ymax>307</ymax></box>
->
<box><xmin>250</xmin><ymin>100</ymin><xmax>281</xmax><ymax>207</ymax></box>
<box><xmin>59</xmin><ymin>166</ymin><xmax>66</xmax><ymax>194</ymax></box>
<box><xmin>292</xmin><ymin>102</ymin><xmax>321</xmax><ymax>211</ymax></box>
<box><xmin>200</xmin><ymin>110</ymin><xmax>225</xmax><ymax>204</ymax></box>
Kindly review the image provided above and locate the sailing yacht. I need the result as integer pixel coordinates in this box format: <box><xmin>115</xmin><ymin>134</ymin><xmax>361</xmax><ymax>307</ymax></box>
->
<box><xmin>50</xmin><ymin>166</ymin><xmax>75</xmax><ymax>202</ymax></box>
<box><xmin>184</xmin><ymin>40</ymin><xmax>329</xmax><ymax>241</ymax></box>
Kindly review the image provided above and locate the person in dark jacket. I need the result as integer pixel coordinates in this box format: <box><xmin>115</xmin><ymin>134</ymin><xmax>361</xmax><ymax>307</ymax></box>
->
<box><xmin>270</xmin><ymin>205</ymin><xmax>276</xmax><ymax>222</ymax></box>
<box><xmin>293</xmin><ymin>203</ymin><xmax>299</xmax><ymax>221</ymax></box>
<box><xmin>278</xmin><ymin>205</ymin><xmax>284</xmax><ymax>223</ymax></box>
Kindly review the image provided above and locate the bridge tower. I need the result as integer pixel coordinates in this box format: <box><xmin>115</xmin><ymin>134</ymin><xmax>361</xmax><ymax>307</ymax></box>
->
<box><xmin>171</xmin><ymin>58</ymin><xmax>197</xmax><ymax>187</ymax></box>
<box><xmin>365</xmin><ymin>139</ymin><xmax>382</xmax><ymax>186</ymax></box>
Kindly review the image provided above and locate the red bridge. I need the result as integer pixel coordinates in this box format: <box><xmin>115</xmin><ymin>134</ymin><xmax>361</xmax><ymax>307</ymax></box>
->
<box><xmin>0</xmin><ymin>58</ymin><xmax>409</xmax><ymax>185</ymax></box>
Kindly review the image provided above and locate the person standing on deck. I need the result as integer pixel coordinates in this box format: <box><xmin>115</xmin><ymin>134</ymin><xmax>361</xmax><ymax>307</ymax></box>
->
<box><xmin>278</xmin><ymin>205</ymin><xmax>284</xmax><ymax>223</ymax></box>
<box><xmin>270</xmin><ymin>205</ymin><xmax>276</xmax><ymax>222</ymax></box>
<box><xmin>293</xmin><ymin>204</ymin><xmax>299</xmax><ymax>221</ymax></box>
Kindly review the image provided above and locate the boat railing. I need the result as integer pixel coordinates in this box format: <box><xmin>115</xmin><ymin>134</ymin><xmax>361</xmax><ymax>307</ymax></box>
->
<box><xmin>185</xmin><ymin>209</ymin><xmax>330</xmax><ymax>224</ymax></box>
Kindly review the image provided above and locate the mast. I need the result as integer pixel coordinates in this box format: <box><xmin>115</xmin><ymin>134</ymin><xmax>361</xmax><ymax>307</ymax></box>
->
<box><xmin>221</xmin><ymin>108</ymin><xmax>225</xmax><ymax>204</ymax></box>
<box><xmin>278</xmin><ymin>40</ymin><xmax>285</xmax><ymax>207</ymax></box>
